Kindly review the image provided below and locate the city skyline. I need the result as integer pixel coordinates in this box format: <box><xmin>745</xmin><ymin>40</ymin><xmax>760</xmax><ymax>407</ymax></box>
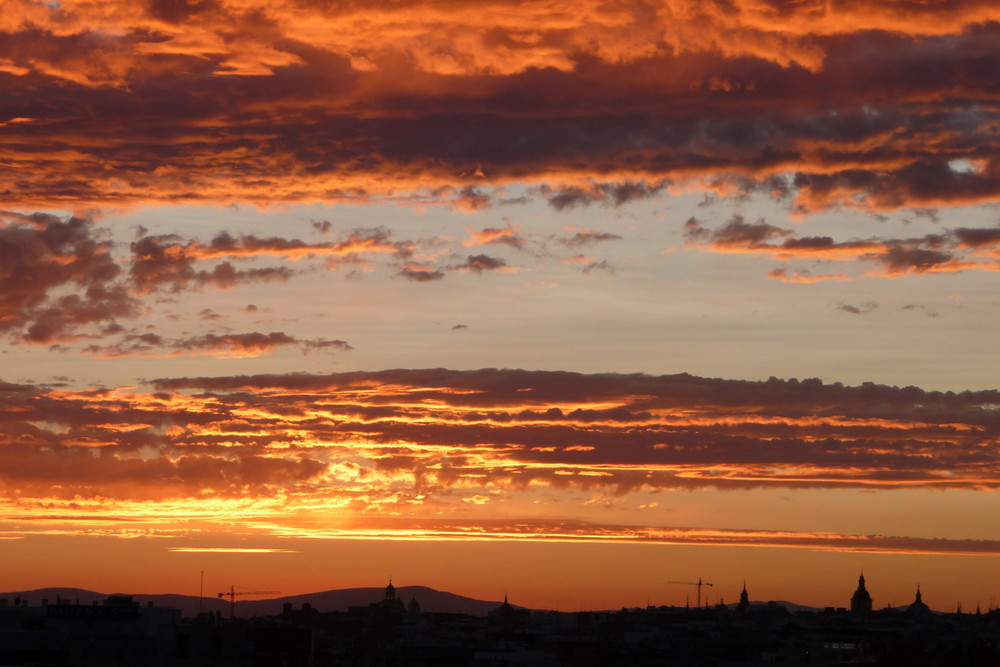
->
<box><xmin>2</xmin><ymin>0</ymin><xmax>1000</xmax><ymax>612</ymax></box>
<box><xmin>0</xmin><ymin>571</ymin><xmax>966</xmax><ymax>616</ymax></box>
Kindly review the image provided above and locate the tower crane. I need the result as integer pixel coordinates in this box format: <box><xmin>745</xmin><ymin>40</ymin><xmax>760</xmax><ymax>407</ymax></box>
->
<box><xmin>218</xmin><ymin>585</ymin><xmax>281</xmax><ymax>619</ymax></box>
<box><xmin>668</xmin><ymin>577</ymin><xmax>714</xmax><ymax>608</ymax></box>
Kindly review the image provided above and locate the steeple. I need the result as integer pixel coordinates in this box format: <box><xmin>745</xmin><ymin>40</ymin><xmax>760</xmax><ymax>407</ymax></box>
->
<box><xmin>850</xmin><ymin>572</ymin><xmax>872</xmax><ymax>614</ymax></box>
<box><xmin>907</xmin><ymin>585</ymin><xmax>930</xmax><ymax>617</ymax></box>
<box><xmin>385</xmin><ymin>577</ymin><xmax>396</xmax><ymax>601</ymax></box>
<box><xmin>736</xmin><ymin>580</ymin><xmax>750</xmax><ymax>613</ymax></box>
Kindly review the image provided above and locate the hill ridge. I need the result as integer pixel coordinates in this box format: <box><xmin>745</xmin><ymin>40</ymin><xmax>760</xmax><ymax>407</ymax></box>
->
<box><xmin>0</xmin><ymin>585</ymin><xmax>511</xmax><ymax>618</ymax></box>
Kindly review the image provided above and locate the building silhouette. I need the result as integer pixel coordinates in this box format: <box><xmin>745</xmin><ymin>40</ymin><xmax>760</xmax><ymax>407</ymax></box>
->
<box><xmin>908</xmin><ymin>585</ymin><xmax>932</xmax><ymax>618</ymax></box>
<box><xmin>7</xmin><ymin>574</ymin><xmax>1000</xmax><ymax>665</ymax></box>
<box><xmin>367</xmin><ymin>578</ymin><xmax>405</xmax><ymax>614</ymax></box>
<box><xmin>850</xmin><ymin>573</ymin><xmax>873</xmax><ymax>614</ymax></box>
<box><xmin>736</xmin><ymin>581</ymin><xmax>750</xmax><ymax>614</ymax></box>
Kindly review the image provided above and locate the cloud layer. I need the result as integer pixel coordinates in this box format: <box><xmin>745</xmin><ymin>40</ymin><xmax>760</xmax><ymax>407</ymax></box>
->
<box><xmin>2</xmin><ymin>1</ymin><xmax>999</xmax><ymax>210</ymax></box>
<box><xmin>685</xmin><ymin>214</ymin><xmax>1000</xmax><ymax>280</ymax></box>
<box><xmin>0</xmin><ymin>211</ymin><xmax>620</xmax><ymax>348</ymax></box>
<box><xmin>2</xmin><ymin>368</ymin><xmax>999</xmax><ymax>552</ymax></box>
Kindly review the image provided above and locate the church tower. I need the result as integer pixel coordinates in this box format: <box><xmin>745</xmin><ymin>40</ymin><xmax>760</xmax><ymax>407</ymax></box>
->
<box><xmin>736</xmin><ymin>581</ymin><xmax>750</xmax><ymax>613</ymax></box>
<box><xmin>385</xmin><ymin>578</ymin><xmax>396</xmax><ymax>601</ymax></box>
<box><xmin>907</xmin><ymin>585</ymin><xmax>930</xmax><ymax>618</ymax></box>
<box><xmin>850</xmin><ymin>573</ymin><xmax>872</xmax><ymax>614</ymax></box>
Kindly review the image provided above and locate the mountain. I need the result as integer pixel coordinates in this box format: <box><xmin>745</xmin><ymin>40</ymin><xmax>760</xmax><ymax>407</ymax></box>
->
<box><xmin>261</xmin><ymin>586</ymin><xmax>508</xmax><ymax>616</ymax></box>
<box><xmin>732</xmin><ymin>600</ymin><xmax>822</xmax><ymax>613</ymax></box>
<box><xmin>0</xmin><ymin>586</ymin><xmax>511</xmax><ymax>618</ymax></box>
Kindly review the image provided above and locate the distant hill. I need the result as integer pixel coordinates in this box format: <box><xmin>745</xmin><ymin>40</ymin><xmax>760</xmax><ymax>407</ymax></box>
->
<box><xmin>728</xmin><ymin>600</ymin><xmax>822</xmax><ymax>613</ymax></box>
<box><xmin>0</xmin><ymin>589</ymin><xmax>945</xmax><ymax>618</ymax></box>
<box><xmin>0</xmin><ymin>586</ymin><xmax>511</xmax><ymax>618</ymax></box>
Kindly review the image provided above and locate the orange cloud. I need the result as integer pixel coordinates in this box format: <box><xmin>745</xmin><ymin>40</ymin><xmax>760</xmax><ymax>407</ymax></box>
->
<box><xmin>685</xmin><ymin>215</ymin><xmax>1000</xmax><ymax>280</ymax></box>
<box><xmin>2</xmin><ymin>3</ymin><xmax>999</xmax><ymax>209</ymax></box>
<box><xmin>2</xmin><ymin>369</ymin><xmax>999</xmax><ymax>518</ymax></box>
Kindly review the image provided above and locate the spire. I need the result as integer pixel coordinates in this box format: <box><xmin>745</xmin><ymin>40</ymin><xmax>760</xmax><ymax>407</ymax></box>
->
<box><xmin>907</xmin><ymin>584</ymin><xmax>929</xmax><ymax>617</ymax></box>
<box><xmin>850</xmin><ymin>572</ymin><xmax>872</xmax><ymax>614</ymax></box>
<box><xmin>737</xmin><ymin>580</ymin><xmax>750</xmax><ymax>613</ymax></box>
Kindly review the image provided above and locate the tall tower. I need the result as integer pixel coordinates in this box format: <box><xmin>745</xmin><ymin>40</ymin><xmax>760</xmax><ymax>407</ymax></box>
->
<box><xmin>850</xmin><ymin>573</ymin><xmax>872</xmax><ymax>614</ymax></box>
<box><xmin>385</xmin><ymin>578</ymin><xmax>396</xmax><ymax>601</ymax></box>
<box><xmin>736</xmin><ymin>581</ymin><xmax>750</xmax><ymax>613</ymax></box>
<box><xmin>907</xmin><ymin>585</ymin><xmax>930</xmax><ymax>617</ymax></box>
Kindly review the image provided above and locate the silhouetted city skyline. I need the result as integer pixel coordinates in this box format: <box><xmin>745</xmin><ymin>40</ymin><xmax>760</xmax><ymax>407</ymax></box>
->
<box><xmin>3</xmin><ymin>574</ymin><xmax>1000</xmax><ymax>666</ymax></box>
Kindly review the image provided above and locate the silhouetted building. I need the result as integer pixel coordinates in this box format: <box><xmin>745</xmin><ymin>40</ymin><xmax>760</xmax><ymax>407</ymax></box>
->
<box><xmin>489</xmin><ymin>594</ymin><xmax>530</xmax><ymax>635</ymax></box>
<box><xmin>0</xmin><ymin>594</ymin><xmax>182</xmax><ymax>666</ymax></box>
<box><xmin>736</xmin><ymin>581</ymin><xmax>750</xmax><ymax>614</ymax></box>
<box><xmin>367</xmin><ymin>578</ymin><xmax>405</xmax><ymax>614</ymax></box>
<box><xmin>9</xmin><ymin>581</ymin><xmax>1000</xmax><ymax>666</ymax></box>
<box><xmin>908</xmin><ymin>585</ymin><xmax>932</xmax><ymax>618</ymax></box>
<box><xmin>851</xmin><ymin>573</ymin><xmax>873</xmax><ymax>614</ymax></box>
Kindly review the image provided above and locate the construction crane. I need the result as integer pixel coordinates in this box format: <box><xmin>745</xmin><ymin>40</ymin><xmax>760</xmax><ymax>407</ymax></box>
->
<box><xmin>668</xmin><ymin>577</ymin><xmax>714</xmax><ymax>608</ymax></box>
<box><xmin>218</xmin><ymin>585</ymin><xmax>281</xmax><ymax>619</ymax></box>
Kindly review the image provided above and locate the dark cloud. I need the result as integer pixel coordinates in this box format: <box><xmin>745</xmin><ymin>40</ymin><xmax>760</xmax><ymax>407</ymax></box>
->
<box><xmin>909</xmin><ymin>208</ymin><xmax>941</xmax><ymax>224</ymax></box>
<box><xmin>129</xmin><ymin>234</ymin><xmax>295</xmax><ymax>294</ymax></box>
<box><xmin>130</xmin><ymin>227</ymin><xmax>420</xmax><ymax>294</ymax></box>
<box><xmin>836</xmin><ymin>301</ymin><xmax>878</xmax><ymax>315</ymax></box>
<box><xmin>452</xmin><ymin>254</ymin><xmax>509</xmax><ymax>273</ymax></box>
<box><xmin>0</xmin><ymin>215</ymin><xmax>372</xmax><ymax>349</ymax></box>
<box><xmin>82</xmin><ymin>331</ymin><xmax>351</xmax><ymax>358</ymax></box>
<box><xmin>5</xmin><ymin>367</ymin><xmax>998</xmax><ymax>512</ymax></box>
<box><xmin>557</xmin><ymin>230</ymin><xmax>623</xmax><ymax>247</ymax></box>
<box><xmin>684</xmin><ymin>214</ymin><xmax>792</xmax><ymax>247</ymax></box>
<box><xmin>451</xmin><ymin>185</ymin><xmax>492</xmax><ymax>212</ymax></box>
<box><xmin>542</xmin><ymin>181</ymin><xmax>668</xmax><ymax>211</ymax></box>
<box><xmin>312</xmin><ymin>220</ymin><xmax>333</xmax><ymax>234</ymax></box>
<box><xmin>0</xmin><ymin>211</ymin><xmax>139</xmax><ymax>343</ymax></box>
<box><xmin>1</xmin><ymin>5</ymin><xmax>999</xmax><ymax>213</ymax></box>
<box><xmin>582</xmin><ymin>260</ymin><xmax>614</xmax><ymax>275</ymax></box>
<box><xmin>687</xmin><ymin>216</ymin><xmax>1000</xmax><ymax>278</ymax></box>
<box><xmin>953</xmin><ymin>226</ymin><xmax>1000</xmax><ymax>248</ymax></box>
<box><xmin>125</xmin><ymin>368</ymin><xmax>1000</xmax><ymax>499</ymax></box>
<box><xmin>876</xmin><ymin>245</ymin><xmax>957</xmax><ymax>274</ymax></box>
<box><xmin>398</xmin><ymin>266</ymin><xmax>445</xmax><ymax>282</ymax></box>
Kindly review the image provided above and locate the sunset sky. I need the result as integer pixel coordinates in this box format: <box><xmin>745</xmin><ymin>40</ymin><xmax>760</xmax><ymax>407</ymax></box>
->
<box><xmin>2</xmin><ymin>0</ymin><xmax>1000</xmax><ymax>613</ymax></box>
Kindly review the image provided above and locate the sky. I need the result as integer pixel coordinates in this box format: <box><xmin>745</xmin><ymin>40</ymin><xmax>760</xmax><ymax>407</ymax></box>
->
<box><xmin>2</xmin><ymin>0</ymin><xmax>1000</xmax><ymax>613</ymax></box>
